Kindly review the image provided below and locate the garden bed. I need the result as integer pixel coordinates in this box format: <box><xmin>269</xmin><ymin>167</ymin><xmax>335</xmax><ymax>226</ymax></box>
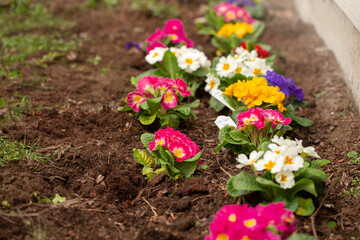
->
<box><xmin>0</xmin><ymin>0</ymin><xmax>359</xmax><ymax>239</ymax></box>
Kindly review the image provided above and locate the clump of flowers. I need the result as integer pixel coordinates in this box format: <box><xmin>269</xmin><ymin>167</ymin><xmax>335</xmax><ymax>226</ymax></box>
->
<box><xmin>265</xmin><ymin>70</ymin><xmax>304</xmax><ymax>102</ymax></box>
<box><xmin>215</xmin><ymin>108</ymin><xmax>291</xmax><ymax>155</ymax></box>
<box><xmin>214</xmin><ymin>3</ymin><xmax>256</xmax><ymax>23</ymax></box>
<box><xmin>239</xmin><ymin>41</ymin><xmax>269</xmax><ymax>58</ymax></box>
<box><xmin>143</xmin><ymin>46</ymin><xmax>210</xmax><ymax>96</ymax></box>
<box><xmin>223</xmin><ymin>76</ymin><xmax>286</xmax><ymax>112</ymax></box>
<box><xmin>133</xmin><ymin>128</ymin><xmax>205</xmax><ymax>180</ymax></box>
<box><xmin>217</xmin><ymin>22</ymin><xmax>254</xmax><ymax>38</ymax></box>
<box><xmin>120</xmin><ymin>75</ymin><xmax>199</xmax><ymax>128</ymax></box>
<box><xmin>145</xmin><ymin>46</ymin><xmax>210</xmax><ymax>73</ymax></box>
<box><xmin>205</xmin><ymin>202</ymin><xmax>298</xmax><ymax>240</ymax></box>
<box><xmin>227</xmin><ymin>135</ymin><xmax>330</xmax><ymax>216</ymax></box>
<box><xmin>146</xmin><ymin>19</ymin><xmax>194</xmax><ymax>52</ymax></box>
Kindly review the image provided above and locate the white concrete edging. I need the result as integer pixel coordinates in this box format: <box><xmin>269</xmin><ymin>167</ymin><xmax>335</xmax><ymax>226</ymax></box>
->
<box><xmin>294</xmin><ymin>0</ymin><xmax>360</xmax><ymax>110</ymax></box>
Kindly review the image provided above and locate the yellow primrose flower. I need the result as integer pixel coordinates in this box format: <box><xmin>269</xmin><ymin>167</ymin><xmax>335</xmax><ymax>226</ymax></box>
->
<box><xmin>223</xmin><ymin>77</ymin><xmax>286</xmax><ymax>111</ymax></box>
<box><xmin>217</xmin><ymin>23</ymin><xmax>254</xmax><ymax>38</ymax></box>
<box><xmin>217</xmin><ymin>23</ymin><xmax>234</xmax><ymax>37</ymax></box>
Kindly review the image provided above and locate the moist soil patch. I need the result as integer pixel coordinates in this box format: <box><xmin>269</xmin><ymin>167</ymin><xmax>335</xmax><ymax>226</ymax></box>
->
<box><xmin>1</xmin><ymin>0</ymin><xmax>360</xmax><ymax>239</ymax></box>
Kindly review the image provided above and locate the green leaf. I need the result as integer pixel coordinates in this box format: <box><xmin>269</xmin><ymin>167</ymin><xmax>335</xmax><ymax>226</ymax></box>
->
<box><xmin>209</xmin><ymin>96</ymin><xmax>225</xmax><ymax>112</ymax></box>
<box><xmin>139</xmin><ymin>114</ymin><xmax>157</xmax><ymax>125</ymax></box>
<box><xmin>295</xmin><ymin>197</ymin><xmax>315</xmax><ymax>216</ymax></box>
<box><xmin>163</xmin><ymin>50</ymin><xmax>179</xmax><ymax>79</ymax></box>
<box><xmin>52</xmin><ymin>194</ymin><xmax>66</xmax><ymax>205</ymax></box>
<box><xmin>190</xmin><ymin>81</ymin><xmax>203</xmax><ymax>97</ymax></box>
<box><xmin>212</xmin><ymin>57</ymin><xmax>220</xmax><ymax>68</ymax></box>
<box><xmin>301</xmin><ymin>168</ymin><xmax>329</xmax><ymax>181</ymax></box>
<box><xmin>117</xmin><ymin>106</ymin><xmax>133</xmax><ymax>112</ymax></box>
<box><xmin>191</xmin><ymin>68</ymin><xmax>208</xmax><ymax>77</ymax></box>
<box><xmin>288</xmin><ymin>178</ymin><xmax>317</xmax><ymax>197</ymax></box>
<box><xmin>159</xmin><ymin>114</ymin><xmax>180</xmax><ymax>128</ymax></box>
<box><xmin>133</xmin><ymin>148</ymin><xmax>155</xmax><ymax>166</ymax></box>
<box><xmin>218</xmin><ymin>125</ymin><xmax>233</xmax><ymax>142</ymax></box>
<box><xmin>145</xmin><ymin>97</ymin><xmax>162</xmax><ymax>115</ymax></box>
<box><xmin>174</xmin><ymin>159</ymin><xmax>199</xmax><ymax>179</ymax></box>
<box><xmin>140</xmin><ymin>133</ymin><xmax>155</xmax><ymax>149</ymax></box>
<box><xmin>273</xmin><ymin>195</ymin><xmax>299</xmax><ymax>212</ymax></box>
<box><xmin>174</xmin><ymin>104</ymin><xmax>191</xmax><ymax>116</ymax></box>
<box><xmin>287</xmin><ymin>233</ymin><xmax>318</xmax><ymax>240</ymax></box>
<box><xmin>282</xmin><ymin>104</ymin><xmax>295</xmax><ymax>119</ymax></box>
<box><xmin>256</xmin><ymin>177</ymin><xmax>281</xmax><ymax>189</ymax></box>
<box><xmin>293</xmin><ymin>115</ymin><xmax>314</xmax><ymax>127</ymax></box>
<box><xmin>249</xmin><ymin>21</ymin><xmax>265</xmax><ymax>41</ymax></box>
<box><xmin>183</xmin><ymin>152</ymin><xmax>202</xmax><ymax>163</ymax></box>
<box><xmin>229</xmin><ymin>130</ymin><xmax>250</xmax><ymax>142</ymax></box>
<box><xmin>347</xmin><ymin>151</ymin><xmax>359</xmax><ymax>159</ymax></box>
<box><xmin>188</xmin><ymin>99</ymin><xmax>200</xmax><ymax>108</ymax></box>
<box><xmin>231</xmin><ymin>171</ymin><xmax>264</xmax><ymax>192</ymax></box>
<box><xmin>158</xmin><ymin>146</ymin><xmax>174</xmax><ymax>165</ymax></box>
<box><xmin>200</xmin><ymin>164</ymin><xmax>208</xmax><ymax>170</ymax></box>
<box><xmin>215</xmin><ymin>140</ymin><xmax>228</xmax><ymax>154</ymax></box>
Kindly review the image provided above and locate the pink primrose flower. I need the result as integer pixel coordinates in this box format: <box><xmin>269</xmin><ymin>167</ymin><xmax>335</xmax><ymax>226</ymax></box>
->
<box><xmin>261</xmin><ymin>109</ymin><xmax>291</xmax><ymax>128</ymax></box>
<box><xmin>205</xmin><ymin>203</ymin><xmax>296</xmax><ymax>240</ymax></box>
<box><xmin>174</xmin><ymin>78</ymin><xmax>191</xmax><ymax>97</ymax></box>
<box><xmin>236</xmin><ymin>108</ymin><xmax>265</xmax><ymax>131</ymax></box>
<box><xmin>146</xmin><ymin>28</ymin><xmax>166</xmax><ymax>43</ymax></box>
<box><xmin>168</xmin><ymin>140</ymin><xmax>192</xmax><ymax>162</ymax></box>
<box><xmin>127</xmin><ymin>92</ymin><xmax>146</xmax><ymax>112</ymax></box>
<box><xmin>163</xmin><ymin>19</ymin><xmax>184</xmax><ymax>35</ymax></box>
<box><xmin>147</xmin><ymin>42</ymin><xmax>167</xmax><ymax>54</ymax></box>
<box><xmin>136</xmin><ymin>76</ymin><xmax>158</xmax><ymax>97</ymax></box>
<box><xmin>168</xmin><ymin>32</ymin><xmax>187</xmax><ymax>44</ymax></box>
<box><xmin>185</xmin><ymin>38</ymin><xmax>194</xmax><ymax>48</ymax></box>
<box><xmin>160</xmin><ymin>88</ymin><xmax>178</xmax><ymax>109</ymax></box>
<box><xmin>214</xmin><ymin>3</ymin><xmax>233</xmax><ymax>15</ymax></box>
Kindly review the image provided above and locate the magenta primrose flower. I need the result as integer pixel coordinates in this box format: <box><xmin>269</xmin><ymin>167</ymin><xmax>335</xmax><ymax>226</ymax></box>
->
<box><xmin>148</xmin><ymin>127</ymin><xmax>201</xmax><ymax>162</ymax></box>
<box><xmin>213</xmin><ymin>3</ymin><xmax>256</xmax><ymax>24</ymax></box>
<box><xmin>161</xmin><ymin>88</ymin><xmax>178</xmax><ymax>109</ymax></box>
<box><xmin>146</xmin><ymin>19</ymin><xmax>194</xmax><ymax>52</ymax></box>
<box><xmin>205</xmin><ymin>202</ymin><xmax>297</xmax><ymax>240</ymax></box>
<box><xmin>127</xmin><ymin>92</ymin><xmax>146</xmax><ymax>112</ymax></box>
<box><xmin>236</xmin><ymin>108</ymin><xmax>291</xmax><ymax>131</ymax></box>
<box><xmin>147</xmin><ymin>42</ymin><xmax>167</xmax><ymax>54</ymax></box>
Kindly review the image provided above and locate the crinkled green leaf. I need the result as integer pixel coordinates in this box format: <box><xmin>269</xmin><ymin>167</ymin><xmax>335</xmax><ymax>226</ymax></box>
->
<box><xmin>133</xmin><ymin>148</ymin><xmax>154</xmax><ymax>166</ymax></box>
<box><xmin>295</xmin><ymin>197</ymin><xmax>315</xmax><ymax>216</ymax></box>
<box><xmin>301</xmin><ymin>168</ymin><xmax>329</xmax><ymax>181</ymax></box>
<box><xmin>231</xmin><ymin>171</ymin><xmax>264</xmax><ymax>192</ymax></box>
<box><xmin>159</xmin><ymin>113</ymin><xmax>180</xmax><ymax>128</ymax></box>
<box><xmin>311</xmin><ymin>159</ymin><xmax>330</xmax><ymax>169</ymax></box>
<box><xmin>209</xmin><ymin>96</ymin><xmax>225</xmax><ymax>112</ymax></box>
<box><xmin>140</xmin><ymin>133</ymin><xmax>155</xmax><ymax>149</ymax></box>
<box><xmin>174</xmin><ymin>104</ymin><xmax>191</xmax><ymax>116</ymax></box>
<box><xmin>256</xmin><ymin>177</ymin><xmax>281</xmax><ymax>189</ymax></box>
<box><xmin>286</xmin><ymin>233</ymin><xmax>317</xmax><ymax>240</ymax></box>
<box><xmin>288</xmin><ymin>178</ymin><xmax>317</xmax><ymax>197</ymax></box>
<box><xmin>229</xmin><ymin>130</ymin><xmax>250</xmax><ymax>142</ymax></box>
<box><xmin>139</xmin><ymin>114</ymin><xmax>157</xmax><ymax>125</ymax></box>
<box><xmin>293</xmin><ymin>115</ymin><xmax>314</xmax><ymax>127</ymax></box>
<box><xmin>189</xmin><ymin>99</ymin><xmax>200</xmax><ymax>108</ymax></box>
<box><xmin>163</xmin><ymin>50</ymin><xmax>179</xmax><ymax>79</ymax></box>
<box><xmin>191</xmin><ymin>68</ymin><xmax>208</xmax><ymax>77</ymax></box>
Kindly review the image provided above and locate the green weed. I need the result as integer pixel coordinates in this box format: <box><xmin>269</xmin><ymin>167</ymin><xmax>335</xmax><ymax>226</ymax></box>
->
<box><xmin>0</xmin><ymin>137</ymin><xmax>48</xmax><ymax>167</ymax></box>
<box><xmin>87</xmin><ymin>55</ymin><xmax>102</xmax><ymax>66</ymax></box>
<box><xmin>347</xmin><ymin>151</ymin><xmax>360</xmax><ymax>164</ymax></box>
<box><xmin>0</xmin><ymin>93</ymin><xmax>33</xmax><ymax>122</ymax></box>
<box><xmin>341</xmin><ymin>177</ymin><xmax>360</xmax><ymax>197</ymax></box>
<box><xmin>1</xmin><ymin>33</ymin><xmax>80</xmax><ymax>65</ymax></box>
<box><xmin>0</xmin><ymin>0</ymin><xmax>74</xmax><ymax>37</ymax></box>
<box><xmin>130</xmin><ymin>0</ymin><xmax>179</xmax><ymax>19</ymax></box>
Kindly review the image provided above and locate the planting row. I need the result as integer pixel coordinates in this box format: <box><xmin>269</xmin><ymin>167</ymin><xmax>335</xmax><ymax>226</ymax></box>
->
<box><xmin>119</xmin><ymin>1</ymin><xmax>328</xmax><ymax>239</ymax></box>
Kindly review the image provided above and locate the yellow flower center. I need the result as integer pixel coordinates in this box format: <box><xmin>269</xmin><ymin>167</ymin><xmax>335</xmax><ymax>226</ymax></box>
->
<box><xmin>164</xmin><ymin>91</ymin><xmax>174</xmax><ymax>103</ymax></box>
<box><xmin>173</xmin><ymin>148</ymin><xmax>184</xmax><ymax>158</ymax></box>
<box><xmin>253</xmin><ymin>68</ymin><xmax>262</xmax><ymax>75</ymax></box>
<box><xmin>285</xmin><ymin>155</ymin><xmax>294</xmax><ymax>165</ymax></box>
<box><xmin>216</xmin><ymin>233</ymin><xmax>229</xmax><ymax>240</ymax></box>
<box><xmin>153</xmin><ymin>52</ymin><xmax>159</xmax><ymax>58</ymax></box>
<box><xmin>134</xmin><ymin>95</ymin><xmax>142</xmax><ymax>104</ymax></box>
<box><xmin>185</xmin><ymin>58</ymin><xmax>193</xmax><ymax>65</ymax></box>
<box><xmin>264</xmin><ymin>160</ymin><xmax>276</xmax><ymax>170</ymax></box>
<box><xmin>241</xmin><ymin>236</ymin><xmax>250</xmax><ymax>240</ymax></box>
<box><xmin>281</xmin><ymin>174</ymin><xmax>287</xmax><ymax>182</ymax></box>
<box><xmin>244</xmin><ymin>218</ymin><xmax>257</xmax><ymax>228</ymax></box>
<box><xmin>170</xmin><ymin>34</ymin><xmax>178</xmax><ymax>40</ymax></box>
<box><xmin>228</xmin><ymin>213</ymin><xmax>236</xmax><ymax>222</ymax></box>
<box><xmin>227</xmin><ymin>12</ymin><xmax>235</xmax><ymax>19</ymax></box>
<box><xmin>235</xmin><ymin>66</ymin><xmax>242</xmax><ymax>73</ymax></box>
<box><xmin>275</xmin><ymin>150</ymin><xmax>280</xmax><ymax>154</ymax></box>
<box><xmin>156</xmin><ymin>139</ymin><xmax>165</xmax><ymax>146</ymax></box>
<box><xmin>222</xmin><ymin>63</ymin><xmax>230</xmax><ymax>71</ymax></box>
<box><xmin>210</xmin><ymin>80</ymin><xmax>216</xmax><ymax>89</ymax></box>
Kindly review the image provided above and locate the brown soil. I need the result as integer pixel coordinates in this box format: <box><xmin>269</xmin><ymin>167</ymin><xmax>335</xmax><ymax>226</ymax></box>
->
<box><xmin>1</xmin><ymin>0</ymin><xmax>360</xmax><ymax>239</ymax></box>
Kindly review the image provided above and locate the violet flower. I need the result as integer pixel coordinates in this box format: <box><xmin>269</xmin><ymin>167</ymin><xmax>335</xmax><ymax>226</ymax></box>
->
<box><xmin>265</xmin><ymin>70</ymin><xmax>305</xmax><ymax>102</ymax></box>
<box><xmin>125</xmin><ymin>41</ymin><xmax>141</xmax><ymax>50</ymax></box>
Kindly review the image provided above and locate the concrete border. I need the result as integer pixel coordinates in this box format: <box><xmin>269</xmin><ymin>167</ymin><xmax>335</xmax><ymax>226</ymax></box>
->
<box><xmin>294</xmin><ymin>0</ymin><xmax>360</xmax><ymax>110</ymax></box>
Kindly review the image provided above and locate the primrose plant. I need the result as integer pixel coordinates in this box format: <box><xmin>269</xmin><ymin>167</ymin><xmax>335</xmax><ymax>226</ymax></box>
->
<box><xmin>197</xmin><ymin>3</ymin><xmax>265</xmax><ymax>54</ymax></box>
<box><xmin>227</xmin><ymin>135</ymin><xmax>330</xmax><ymax>216</ymax></box>
<box><xmin>120</xmin><ymin>75</ymin><xmax>199</xmax><ymax>128</ymax></box>
<box><xmin>133</xmin><ymin>127</ymin><xmax>205</xmax><ymax>180</ymax></box>
<box><xmin>216</xmin><ymin>108</ymin><xmax>291</xmax><ymax>155</ymax></box>
<box><xmin>205</xmin><ymin>202</ymin><xmax>316</xmax><ymax>240</ymax></box>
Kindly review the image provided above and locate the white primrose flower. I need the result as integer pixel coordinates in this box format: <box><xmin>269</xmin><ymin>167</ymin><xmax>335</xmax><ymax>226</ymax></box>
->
<box><xmin>275</xmin><ymin>171</ymin><xmax>295</xmax><ymax>189</ymax></box>
<box><xmin>271</xmin><ymin>136</ymin><xmax>297</xmax><ymax>147</ymax></box>
<box><xmin>170</xmin><ymin>47</ymin><xmax>184</xmax><ymax>57</ymax></box>
<box><xmin>295</xmin><ymin>139</ymin><xmax>321</xmax><ymax>158</ymax></box>
<box><xmin>216</xmin><ymin>56</ymin><xmax>237</xmax><ymax>77</ymax></box>
<box><xmin>254</xmin><ymin>151</ymin><xmax>284</xmax><ymax>174</ymax></box>
<box><xmin>236</xmin><ymin>150</ymin><xmax>264</xmax><ymax>169</ymax></box>
<box><xmin>178</xmin><ymin>52</ymin><xmax>201</xmax><ymax>73</ymax></box>
<box><xmin>196</xmin><ymin>51</ymin><xmax>211</xmax><ymax>69</ymax></box>
<box><xmin>204</xmin><ymin>73</ymin><xmax>220</xmax><ymax>92</ymax></box>
<box><xmin>281</xmin><ymin>148</ymin><xmax>304</xmax><ymax>172</ymax></box>
<box><xmin>243</xmin><ymin>58</ymin><xmax>272</xmax><ymax>77</ymax></box>
<box><xmin>145</xmin><ymin>47</ymin><xmax>168</xmax><ymax>65</ymax></box>
<box><xmin>234</xmin><ymin>47</ymin><xmax>258</xmax><ymax>62</ymax></box>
